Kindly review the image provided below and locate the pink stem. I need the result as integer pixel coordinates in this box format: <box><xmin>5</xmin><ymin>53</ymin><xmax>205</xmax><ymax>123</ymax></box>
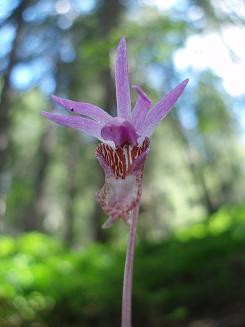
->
<box><xmin>121</xmin><ymin>205</ymin><xmax>139</xmax><ymax>327</ymax></box>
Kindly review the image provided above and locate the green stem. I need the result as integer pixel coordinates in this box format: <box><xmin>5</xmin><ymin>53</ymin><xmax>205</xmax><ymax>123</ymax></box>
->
<box><xmin>121</xmin><ymin>205</ymin><xmax>139</xmax><ymax>327</ymax></box>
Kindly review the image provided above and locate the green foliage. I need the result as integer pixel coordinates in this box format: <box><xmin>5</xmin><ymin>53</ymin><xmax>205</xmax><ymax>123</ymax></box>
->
<box><xmin>1</xmin><ymin>206</ymin><xmax>245</xmax><ymax>326</ymax></box>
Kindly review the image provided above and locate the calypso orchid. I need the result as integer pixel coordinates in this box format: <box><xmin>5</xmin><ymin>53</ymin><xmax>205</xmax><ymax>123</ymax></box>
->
<box><xmin>41</xmin><ymin>37</ymin><xmax>188</xmax><ymax>228</ymax></box>
<box><xmin>41</xmin><ymin>37</ymin><xmax>188</xmax><ymax>327</ymax></box>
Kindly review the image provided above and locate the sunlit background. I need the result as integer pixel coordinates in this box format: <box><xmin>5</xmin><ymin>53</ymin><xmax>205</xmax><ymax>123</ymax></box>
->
<box><xmin>0</xmin><ymin>0</ymin><xmax>245</xmax><ymax>326</ymax></box>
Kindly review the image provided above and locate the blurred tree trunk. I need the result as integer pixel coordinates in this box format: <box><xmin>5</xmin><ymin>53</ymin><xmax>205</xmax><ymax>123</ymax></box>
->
<box><xmin>0</xmin><ymin>0</ymin><xmax>29</xmax><ymax>232</ymax></box>
<box><xmin>22</xmin><ymin>126</ymin><xmax>54</xmax><ymax>231</ymax></box>
<box><xmin>21</xmin><ymin>41</ymin><xmax>64</xmax><ymax>231</ymax></box>
<box><xmin>89</xmin><ymin>0</ymin><xmax>124</xmax><ymax>243</ymax></box>
<box><xmin>170</xmin><ymin>116</ymin><xmax>217</xmax><ymax>215</ymax></box>
<box><xmin>163</xmin><ymin>65</ymin><xmax>217</xmax><ymax>216</ymax></box>
<box><xmin>64</xmin><ymin>132</ymin><xmax>79</xmax><ymax>246</ymax></box>
<box><xmin>0</xmin><ymin>0</ymin><xmax>28</xmax><ymax>172</ymax></box>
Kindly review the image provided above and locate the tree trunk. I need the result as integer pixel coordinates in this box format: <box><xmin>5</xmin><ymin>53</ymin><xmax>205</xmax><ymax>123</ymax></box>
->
<box><xmin>64</xmin><ymin>132</ymin><xmax>79</xmax><ymax>246</ymax></box>
<box><xmin>170</xmin><ymin>116</ymin><xmax>217</xmax><ymax>215</ymax></box>
<box><xmin>89</xmin><ymin>0</ymin><xmax>124</xmax><ymax>243</ymax></box>
<box><xmin>0</xmin><ymin>0</ymin><xmax>30</xmax><ymax>232</ymax></box>
<box><xmin>0</xmin><ymin>0</ymin><xmax>29</xmax><ymax>171</ymax></box>
<box><xmin>22</xmin><ymin>126</ymin><xmax>54</xmax><ymax>231</ymax></box>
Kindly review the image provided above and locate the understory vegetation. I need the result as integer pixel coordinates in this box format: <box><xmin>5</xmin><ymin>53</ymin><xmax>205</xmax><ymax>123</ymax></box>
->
<box><xmin>1</xmin><ymin>205</ymin><xmax>245</xmax><ymax>327</ymax></box>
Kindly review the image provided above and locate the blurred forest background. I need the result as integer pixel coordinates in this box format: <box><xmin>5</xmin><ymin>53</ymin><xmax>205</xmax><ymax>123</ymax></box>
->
<box><xmin>0</xmin><ymin>0</ymin><xmax>245</xmax><ymax>326</ymax></box>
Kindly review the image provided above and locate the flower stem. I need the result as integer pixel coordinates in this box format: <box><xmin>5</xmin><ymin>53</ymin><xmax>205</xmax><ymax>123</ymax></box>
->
<box><xmin>121</xmin><ymin>205</ymin><xmax>139</xmax><ymax>327</ymax></box>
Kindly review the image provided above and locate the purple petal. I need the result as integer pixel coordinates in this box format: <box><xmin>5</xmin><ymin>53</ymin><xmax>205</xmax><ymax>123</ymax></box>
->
<box><xmin>142</xmin><ymin>79</ymin><xmax>189</xmax><ymax>137</ymax></box>
<box><xmin>41</xmin><ymin>112</ymin><xmax>104</xmax><ymax>141</ymax></box>
<box><xmin>51</xmin><ymin>95</ymin><xmax>112</xmax><ymax>123</ymax></box>
<box><xmin>97</xmin><ymin>174</ymin><xmax>138</xmax><ymax>223</ymax></box>
<box><xmin>130</xmin><ymin>85</ymin><xmax>151</xmax><ymax>134</ymax></box>
<box><xmin>129</xmin><ymin>139</ymin><xmax>150</xmax><ymax>174</ymax></box>
<box><xmin>102</xmin><ymin>215</ymin><xmax>131</xmax><ymax>229</ymax></box>
<box><xmin>96</xmin><ymin>147</ymin><xmax>114</xmax><ymax>176</ymax></box>
<box><xmin>115</xmin><ymin>37</ymin><xmax>131</xmax><ymax>119</ymax></box>
<box><xmin>102</xmin><ymin>217</ymin><xmax>118</xmax><ymax>229</ymax></box>
<box><xmin>100</xmin><ymin>117</ymin><xmax>138</xmax><ymax>147</ymax></box>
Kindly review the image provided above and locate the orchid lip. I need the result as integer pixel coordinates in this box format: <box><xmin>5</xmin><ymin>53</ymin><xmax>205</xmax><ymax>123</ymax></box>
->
<box><xmin>96</xmin><ymin>138</ymin><xmax>150</xmax><ymax>223</ymax></box>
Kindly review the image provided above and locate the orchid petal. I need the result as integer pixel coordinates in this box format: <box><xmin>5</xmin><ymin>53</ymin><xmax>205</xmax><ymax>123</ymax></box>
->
<box><xmin>102</xmin><ymin>217</ymin><xmax>117</xmax><ymax>229</ymax></box>
<box><xmin>101</xmin><ymin>117</ymin><xmax>138</xmax><ymax>147</ymax></box>
<box><xmin>142</xmin><ymin>79</ymin><xmax>189</xmax><ymax>137</ymax></box>
<box><xmin>41</xmin><ymin>112</ymin><xmax>104</xmax><ymax>141</ymax></box>
<box><xmin>129</xmin><ymin>141</ymin><xmax>150</xmax><ymax>174</ymax></box>
<box><xmin>115</xmin><ymin>37</ymin><xmax>131</xmax><ymax>119</ymax></box>
<box><xmin>51</xmin><ymin>95</ymin><xmax>112</xmax><ymax>123</ymax></box>
<box><xmin>96</xmin><ymin>147</ymin><xmax>114</xmax><ymax>176</ymax></box>
<box><xmin>97</xmin><ymin>174</ymin><xmax>138</xmax><ymax>221</ymax></box>
<box><xmin>131</xmin><ymin>85</ymin><xmax>151</xmax><ymax>134</ymax></box>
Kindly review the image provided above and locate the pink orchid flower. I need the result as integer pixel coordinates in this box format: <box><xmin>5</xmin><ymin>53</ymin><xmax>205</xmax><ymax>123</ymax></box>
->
<box><xmin>41</xmin><ymin>37</ymin><xmax>188</xmax><ymax>228</ymax></box>
<box><xmin>41</xmin><ymin>37</ymin><xmax>188</xmax><ymax>327</ymax></box>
